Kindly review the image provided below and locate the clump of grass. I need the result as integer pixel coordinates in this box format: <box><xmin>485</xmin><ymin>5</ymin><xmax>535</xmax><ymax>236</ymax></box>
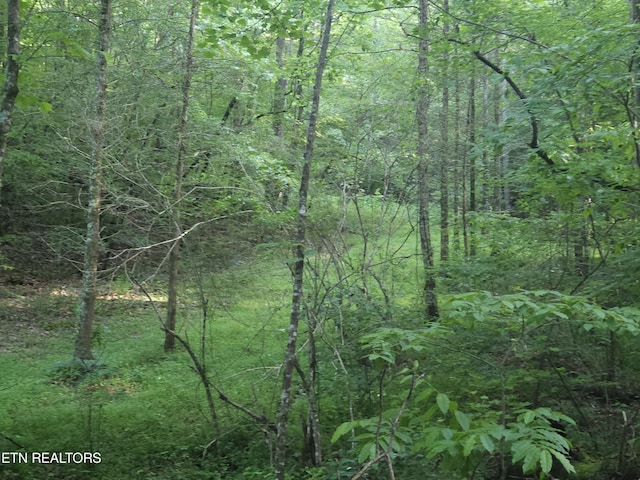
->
<box><xmin>47</xmin><ymin>358</ymin><xmax>119</xmax><ymax>385</ymax></box>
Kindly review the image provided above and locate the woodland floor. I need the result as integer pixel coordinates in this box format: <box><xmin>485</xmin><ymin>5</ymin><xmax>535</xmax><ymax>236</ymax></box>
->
<box><xmin>2</xmin><ymin>243</ymin><xmax>640</xmax><ymax>480</ymax></box>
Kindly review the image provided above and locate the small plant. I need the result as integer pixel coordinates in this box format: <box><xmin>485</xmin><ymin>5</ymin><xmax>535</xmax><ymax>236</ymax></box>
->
<box><xmin>47</xmin><ymin>358</ymin><xmax>117</xmax><ymax>385</ymax></box>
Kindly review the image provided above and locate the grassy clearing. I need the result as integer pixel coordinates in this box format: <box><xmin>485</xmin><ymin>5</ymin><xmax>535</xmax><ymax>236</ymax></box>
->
<box><xmin>0</xmin><ymin>197</ymin><xmax>423</xmax><ymax>479</ymax></box>
<box><xmin>0</xmin><ymin>255</ymin><xmax>293</xmax><ymax>479</ymax></box>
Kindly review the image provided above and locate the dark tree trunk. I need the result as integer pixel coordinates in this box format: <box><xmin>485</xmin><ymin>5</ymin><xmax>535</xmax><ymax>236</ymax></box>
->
<box><xmin>75</xmin><ymin>0</ymin><xmax>111</xmax><ymax>360</ymax></box>
<box><xmin>274</xmin><ymin>1</ymin><xmax>334</xmax><ymax>478</ymax></box>
<box><xmin>305</xmin><ymin>318</ymin><xmax>322</xmax><ymax>466</ymax></box>
<box><xmin>416</xmin><ymin>0</ymin><xmax>439</xmax><ymax>319</ymax></box>
<box><xmin>467</xmin><ymin>76</ymin><xmax>476</xmax><ymax>257</ymax></box>
<box><xmin>0</xmin><ymin>0</ymin><xmax>19</xmax><ymax>214</ymax></box>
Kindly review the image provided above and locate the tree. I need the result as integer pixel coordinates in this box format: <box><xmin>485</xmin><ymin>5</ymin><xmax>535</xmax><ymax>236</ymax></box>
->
<box><xmin>274</xmin><ymin>0</ymin><xmax>335</xmax><ymax>477</ymax></box>
<box><xmin>439</xmin><ymin>0</ymin><xmax>450</xmax><ymax>263</ymax></box>
<box><xmin>630</xmin><ymin>0</ymin><xmax>640</xmax><ymax>167</ymax></box>
<box><xmin>0</xmin><ymin>0</ymin><xmax>19</xmax><ymax>215</ymax></box>
<box><xmin>164</xmin><ymin>0</ymin><xmax>200</xmax><ymax>352</ymax></box>
<box><xmin>74</xmin><ymin>0</ymin><xmax>112</xmax><ymax>360</ymax></box>
<box><xmin>416</xmin><ymin>0</ymin><xmax>439</xmax><ymax>319</ymax></box>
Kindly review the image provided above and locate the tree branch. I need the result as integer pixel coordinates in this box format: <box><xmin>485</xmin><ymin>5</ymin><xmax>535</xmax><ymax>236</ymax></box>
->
<box><xmin>1</xmin><ymin>432</ymin><xmax>25</xmax><ymax>450</ymax></box>
<box><xmin>473</xmin><ymin>50</ymin><xmax>554</xmax><ymax>166</ymax></box>
<box><xmin>428</xmin><ymin>0</ymin><xmax>572</xmax><ymax>59</ymax></box>
<box><xmin>132</xmin><ymin>277</ymin><xmax>275</xmax><ymax>433</ymax></box>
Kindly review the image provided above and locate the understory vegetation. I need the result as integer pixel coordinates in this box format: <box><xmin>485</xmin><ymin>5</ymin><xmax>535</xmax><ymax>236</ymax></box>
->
<box><xmin>1</xmin><ymin>0</ymin><xmax>640</xmax><ymax>479</ymax></box>
<box><xmin>2</xmin><ymin>206</ymin><xmax>640</xmax><ymax>479</ymax></box>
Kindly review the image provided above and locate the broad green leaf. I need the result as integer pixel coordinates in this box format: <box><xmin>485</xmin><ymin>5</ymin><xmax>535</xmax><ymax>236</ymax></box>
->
<box><xmin>463</xmin><ymin>435</ymin><xmax>477</xmax><ymax>456</ymax></box>
<box><xmin>454</xmin><ymin>410</ymin><xmax>471</xmax><ymax>431</ymax></box>
<box><xmin>522</xmin><ymin>450</ymin><xmax>539</xmax><ymax>474</ymax></box>
<box><xmin>436</xmin><ymin>393</ymin><xmax>450</xmax><ymax>415</ymax></box>
<box><xmin>358</xmin><ymin>442</ymin><xmax>376</xmax><ymax>463</ymax></box>
<box><xmin>479</xmin><ymin>433</ymin><xmax>495</xmax><ymax>453</ymax></box>
<box><xmin>427</xmin><ymin>439</ymin><xmax>456</xmax><ymax>458</ymax></box>
<box><xmin>512</xmin><ymin>440</ymin><xmax>534</xmax><ymax>463</ymax></box>
<box><xmin>331</xmin><ymin>421</ymin><xmax>354</xmax><ymax>443</ymax></box>
<box><xmin>539</xmin><ymin>449</ymin><xmax>553</xmax><ymax>474</ymax></box>
<box><xmin>550</xmin><ymin>449</ymin><xmax>576</xmax><ymax>474</ymax></box>
<box><xmin>521</xmin><ymin>410</ymin><xmax>536</xmax><ymax>424</ymax></box>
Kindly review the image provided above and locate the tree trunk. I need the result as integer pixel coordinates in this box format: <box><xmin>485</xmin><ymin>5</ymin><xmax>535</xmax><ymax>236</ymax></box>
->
<box><xmin>631</xmin><ymin>0</ymin><xmax>640</xmax><ymax>166</ymax></box>
<box><xmin>574</xmin><ymin>222</ymin><xmax>589</xmax><ymax>277</ymax></box>
<box><xmin>75</xmin><ymin>0</ymin><xmax>111</xmax><ymax>360</ymax></box>
<box><xmin>273</xmin><ymin>37</ymin><xmax>287</xmax><ymax>138</ymax></box>
<box><xmin>274</xmin><ymin>1</ymin><xmax>334</xmax><ymax>478</ymax></box>
<box><xmin>305</xmin><ymin>317</ymin><xmax>322</xmax><ymax>466</ymax></box>
<box><xmin>0</xmin><ymin>0</ymin><xmax>19</xmax><ymax>214</ymax></box>
<box><xmin>452</xmin><ymin>29</ymin><xmax>462</xmax><ymax>253</ymax></box>
<box><xmin>165</xmin><ymin>0</ymin><xmax>199</xmax><ymax>351</ymax></box>
<box><xmin>439</xmin><ymin>0</ymin><xmax>450</xmax><ymax>263</ymax></box>
<box><xmin>416</xmin><ymin>0</ymin><xmax>439</xmax><ymax>319</ymax></box>
<box><xmin>293</xmin><ymin>36</ymin><xmax>306</xmax><ymax>137</ymax></box>
<box><xmin>467</xmin><ymin>75</ymin><xmax>477</xmax><ymax>257</ymax></box>
<box><xmin>498</xmin><ymin>66</ymin><xmax>511</xmax><ymax>211</ymax></box>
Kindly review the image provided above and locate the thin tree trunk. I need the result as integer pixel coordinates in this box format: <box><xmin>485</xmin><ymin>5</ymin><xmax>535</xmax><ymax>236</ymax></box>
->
<box><xmin>75</xmin><ymin>0</ymin><xmax>111</xmax><ymax>360</ymax></box>
<box><xmin>481</xmin><ymin>72</ymin><xmax>489</xmax><ymax>213</ymax></box>
<box><xmin>305</xmin><ymin>317</ymin><xmax>322</xmax><ymax>466</ymax></box>
<box><xmin>274</xmin><ymin>1</ymin><xmax>334</xmax><ymax>478</ymax></box>
<box><xmin>439</xmin><ymin>0</ymin><xmax>450</xmax><ymax>263</ymax></box>
<box><xmin>631</xmin><ymin>0</ymin><xmax>640</xmax><ymax>166</ymax></box>
<box><xmin>574</xmin><ymin>221</ymin><xmax>589</xmax><ymax>277</ymax></box>
<box><xmin>165</xmin><ymin>0</ymin><xmax>199</xmax><ymax>351</ymax></box>
<box><xmin>0</xmin><ymin>0</ymin><xmax>19</xmax><ymax>214</ymax></box>
<box><xmin>498</xmin><ymin>65</ymin><xmax>511</xmax><ymax>211</ymax></box>
<box><xmin>452</xmin><ymin>29</ymin><xmax>461</xmax><ymax>253</ymax></box>
<box><xmin>467</xmin><ymin>75</ymin><xmax>477</xmax><ymax>257</ymax></box>
<box><xmin>293</xmin><ymin>36</ymin><xmax>306</xmax><ymax>134</ymax></box>
<box><xmin>273</xmin><ymin>37</ymin><xmax>287</xmax><ymax>138</ymax></box>
<box><xmin>416</xmin><ymin>0</ymin><xmax>439</xmax><ymax>319</ymax></box>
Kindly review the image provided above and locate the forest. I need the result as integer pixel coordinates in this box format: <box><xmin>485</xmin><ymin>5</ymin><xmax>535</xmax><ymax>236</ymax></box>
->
<box><xmin>1</xmin><ymin>0</ymin><xmax>640</xmax><ymax>479</ymax></box>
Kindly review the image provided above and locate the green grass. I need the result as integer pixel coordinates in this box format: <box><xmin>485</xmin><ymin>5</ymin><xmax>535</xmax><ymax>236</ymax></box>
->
<box><xmin>0</xmin><ymin>256</ymin><xmax>293</xmax><ymax>480</ymax></box>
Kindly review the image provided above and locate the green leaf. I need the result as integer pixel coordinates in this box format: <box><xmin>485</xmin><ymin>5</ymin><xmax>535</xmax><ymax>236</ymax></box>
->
<box><xmin>256</xmin><ymin>46</ymin><xmax>271</xmax><ymax>58</ymax></box>
<box><xmin>522</xmin><ymin>450</ymin><xmax>539</xmax><ymax>474</ymax></box>
<box><xmin>436</xmin><ymin>393</ymin><xmax>450</xmax><ymax>415</ymax></box>
<box><xmin>39</xmin><ymin>102</ymin><xmax>53</xmax><ymax>113</ymax></box>
<box><xmin>539</xmin><ymin>449</ymin><xmax>553</xmax><ymax>474</ymax></box>
<box><xmin>479</xmin><ymin>433</ymin><xmax>495</xmax><ymax>453</ymax></box>
<box><xmin>512</xmin><ymin>440</ymin><xmax>534</xmax><ymax>463</ymax></box>
<box><xmin>522</xmin><ymin>410</ymin><xmax>536</xmax><ymax>424</ymax></box>
<box><xmin>454</xmin><ymin>410</ymin><xmax>471</xmax><ymax>431</ymax></box>
<box><xmin>463</xmin><ymin>435</ymin><xmax>477</xmax><ymax>456</ymax></box>
<box><xmin>331</xmin><ymin>421</ymin><xmax>354</xmax><ymax>443</ymax></box>
<box><xmin>358</xmin><ymin>442</ymin><xmax>377</xmax><ymax>463</ymax></box>
<box><xmin>550</xmin><ymin>449</ymin><xmax>576</xmax><ymax>474</ymax></box>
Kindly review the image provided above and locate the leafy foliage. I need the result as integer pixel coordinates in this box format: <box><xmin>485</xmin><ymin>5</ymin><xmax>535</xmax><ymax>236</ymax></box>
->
<box><xmin>1</xmin><ymin>0</ymin><xmax>640</xmax><ymax>478</ymax></box>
